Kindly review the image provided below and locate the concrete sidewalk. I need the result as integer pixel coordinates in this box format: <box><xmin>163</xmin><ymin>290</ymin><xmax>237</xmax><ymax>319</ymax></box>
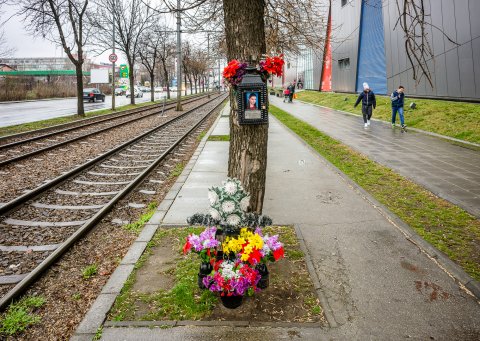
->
<box><xmin>73</xmin><ymin>104</ymin><xmax>479</xmax><ymax>340</ymax></box>
<box><xmin>270</xmin><ymin>95</ymin><xmax>480</xmax><ymax>218</ymax></box>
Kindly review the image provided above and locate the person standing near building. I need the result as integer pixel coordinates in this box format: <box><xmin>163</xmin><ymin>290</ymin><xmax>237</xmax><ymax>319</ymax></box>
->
<box><xmin>354</xmin><ymin>82</ymin><xmax>376</xmax><ymax>129</ymax></box>
<box><xmin>391</xmin><ymin>85</ymin><xmax>406</xmax><ymax>129</ymax></box>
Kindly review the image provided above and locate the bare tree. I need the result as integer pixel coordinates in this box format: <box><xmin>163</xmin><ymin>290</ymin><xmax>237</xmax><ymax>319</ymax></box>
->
<box><xmin>0</xmin><ymin>30</ymin><xmax>15</xmax><ymax>58</ymax></box>
<box><xmin>12</xmin><ymin>0</ymin><xmax>91</xmax><ymax>116</ymax></box>
<box><xmin>92</xmin><ymin>0</ymin><xmax>157</xmax><ymax>104</ymax></box>
<box><xmin>157</xmin><ymin>35</ymin><xmax>175</xmax><ymax>99</ymax></box>
<box><xmin>138</xmin><ymin>24</ymin><xmax>165</xmax><ymax>102</ymax></box>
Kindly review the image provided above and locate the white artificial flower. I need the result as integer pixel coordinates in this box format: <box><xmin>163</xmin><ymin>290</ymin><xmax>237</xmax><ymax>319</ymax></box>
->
<box><xmin>226</xmin><ymin>214</ymin><xmax>241</xmax><ymax>226</ymax></box>
<box><xmin>209</xmin><ymin>208</ymin><xmax>221</xmax><ymax>221</ymax></box>
<box><xmin>221</xmin><ymin>200</ymin><xmax>236</xmax><ymax>213</ymax></box>
<box><xmin>224</xmin><ymin>181</ymin><xmax>237</xmax><ymax>195</ymax></box>
<box><xmin>208</xmin><ymin>190</ymin><xmax>218</xmax><ymax>205</ymax></box>
<box><xmin>240</xmin><ymin>196</ymin><xmax>250</xmax><ymax>211</ymax></box>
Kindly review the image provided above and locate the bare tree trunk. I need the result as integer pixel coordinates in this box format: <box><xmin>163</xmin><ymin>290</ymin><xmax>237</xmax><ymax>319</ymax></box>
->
<box><xmin>150</xmin><ymin>72</ymin><xmax>155</xmax><ymax>102</ymax></box>
<box><xmin>128</xmin><ymin>59</ymin><xmax>135</xmax><ymax>105</ymax></box>
<box><xmin>185</xmin><ymin>73</ymin><xmax>188</xmax><ymax>96</ymax></box>
<box><xmin>224</xmin><ymin>0</ymin><xmax>267</xmax><ymax>213</ymax></box>
<box><xmin>75</xmin><ymin>63</ymin><xmax>85</xmax><ymax>117</ymax></box>
<box><xmin>162</xmin><ymin>61</ymin><xmax>170</xmax><ymax>99</ymax></box>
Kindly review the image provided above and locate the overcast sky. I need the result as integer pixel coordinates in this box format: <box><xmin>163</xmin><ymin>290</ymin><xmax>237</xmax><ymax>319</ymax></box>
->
<box><xmin>0</xmin><ymin>3</ymin><xmax>196</xmax><ymax>65</ymax></box>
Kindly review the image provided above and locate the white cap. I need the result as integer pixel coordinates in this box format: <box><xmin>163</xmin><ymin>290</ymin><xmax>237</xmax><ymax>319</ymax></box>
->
<box><xmin>363</xmin><ymin>82</ymin><xmax>369</xmax><ymax>90</ymax></box>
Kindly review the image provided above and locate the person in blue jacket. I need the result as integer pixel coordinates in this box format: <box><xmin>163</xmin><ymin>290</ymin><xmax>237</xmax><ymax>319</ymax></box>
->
<box><xmin>390</xmin><ymin>85</ymin><xmax>406</xmax><ymax>129</ymax></box>
<box><xmin>354</xmin><ymin>82</ymin><xmax>376</xmax><ymax>129</ymax></box>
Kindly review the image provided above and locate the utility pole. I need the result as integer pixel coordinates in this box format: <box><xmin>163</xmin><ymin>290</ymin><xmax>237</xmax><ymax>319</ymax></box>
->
<box><xmin>111</xmin><ymin>1</ymin><xmax>116</xmax><ymax>111</ymax></box>
<box><xmin>175</xmin><ymin>0</ymin><xmax>183</xmax><ymax>111</ymax></box>
<box><xmin>207</xmin><ymin>33</ymin><xmax>210</xmax><ymax>98</ymax></box>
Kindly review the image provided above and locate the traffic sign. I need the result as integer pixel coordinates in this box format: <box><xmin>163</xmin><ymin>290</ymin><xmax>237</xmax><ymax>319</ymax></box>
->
<box><xmin>109</xmin><ymin>53</ymin><xmax>118</xmax><ymax>63</ymax></box>
<box><xmin>119</xmin><ymin>64</ymin><xmax>129</xmax><ymax>78</ymax></box>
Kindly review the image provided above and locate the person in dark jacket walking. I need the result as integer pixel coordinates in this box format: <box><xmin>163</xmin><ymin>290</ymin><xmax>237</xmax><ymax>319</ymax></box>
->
<box><xmin>391</xmin><ymin>85</ymin><xmax>406</xmax><ymax>129</ymax></box>
<box><xmin>287</xmin><ymin>83</ymin><xmax>295</xmax><ymax>102</ymax></box>
<box><xmin>354</xmin><ymin>82</ymin><xmax>376</xmax><ymax>129</ymax></box>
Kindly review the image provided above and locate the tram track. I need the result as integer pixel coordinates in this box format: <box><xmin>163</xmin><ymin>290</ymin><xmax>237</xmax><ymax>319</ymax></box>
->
<box><xmin>0</xmin><ymin>94</ymin><xmax>221</xmax><ymax>205</ymax></box>
<box><xmin>0</xmin><ymin>94</ymin><xmax>227</xmax><ymax>310</ymax></box>
<box><xmin>0</xmin><ymin>93</ymin><xmax>212</xmax><ymax>167</ymax></box>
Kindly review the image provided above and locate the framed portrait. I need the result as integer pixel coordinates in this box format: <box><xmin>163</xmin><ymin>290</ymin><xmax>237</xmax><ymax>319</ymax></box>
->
<box><xmin>244</xmin><ymin>91</ymin><xmax>261</xmax><ymax>120</ymax></box>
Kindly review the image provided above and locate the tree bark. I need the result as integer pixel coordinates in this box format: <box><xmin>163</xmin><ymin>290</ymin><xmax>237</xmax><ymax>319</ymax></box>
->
<box><xmin>150</xmin><ymin>72</ymin><xmax>155</xmax><ymax>102</ymax></box>
<box><xmin>75</xmin><ymin>63</ymin><xmax>85</xmax><ymax>117</ymax></box>
<box><xmin>128</xmin><ymin>59</ymin><xmax>135</xmax><ymax>105</ymax></box>
<box><xmin>223</xmin><ymin>0</ymin><xmax>267</xmax><ymax>214</ymax></box>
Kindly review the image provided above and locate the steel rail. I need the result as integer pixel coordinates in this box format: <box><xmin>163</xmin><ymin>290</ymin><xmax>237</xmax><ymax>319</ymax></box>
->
<box><xmin>0</xmin><ymin>92</ymin><xmax>213</xmax><ymax>145</ymax></box>
<box><xmin>0</xmin><ymin>94</ymin><xmax>223</xmax><ymax>216</ymax></box>
<box><xmin>0</xmin><ymin>94</ymin><xmax>227</xmax><ymax>310</ymax></box>
<box><xmin>0</xmin><ymin>94</ymin><xmax>212</xmax><ymax>167</ymax></box>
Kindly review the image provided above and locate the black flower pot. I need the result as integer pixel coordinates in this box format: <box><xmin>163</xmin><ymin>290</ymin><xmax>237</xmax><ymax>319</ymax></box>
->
<box><xmin>256</xmin><ymin>263</ymin><xmax>269</xmax><ymax>289</ymax></box>
<box><xmin>198</xmin><ymin>262</ymin><xmax>213</xmax><ymax>289</ymax></box>
<box><xmin>220</xmin><ymin>295</ymin><xmax>243</xmax><ymax>309</ymax></box>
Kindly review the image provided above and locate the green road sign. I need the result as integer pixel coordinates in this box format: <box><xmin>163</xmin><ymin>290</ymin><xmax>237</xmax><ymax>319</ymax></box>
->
<box><xmin>119</xmin><ymin>64</ymin><xmax>129</xmax><ymax>78</ymax></box>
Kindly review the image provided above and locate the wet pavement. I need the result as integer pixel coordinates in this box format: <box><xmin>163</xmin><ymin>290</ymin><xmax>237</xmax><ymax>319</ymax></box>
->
<box><xmin>0</xmin><ymin>92</ymin><xmax>185</xmax><ymax>128</ymax></box>
<box><xmin>270</xmin><ymin>96</ymin><xmax>480</xmax><ymax>218</ymax></box>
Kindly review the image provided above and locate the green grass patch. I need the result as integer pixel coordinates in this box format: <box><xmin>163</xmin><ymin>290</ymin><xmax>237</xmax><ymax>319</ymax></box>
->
<box><xmin>270</xmin><ymin>105</ymin><xmax>480</xmax><ymax>281</ymax></box>
<box><xmin>82</xmin><ymin>263</ymin><xmax>98</xmax><ymax>279</ymax></box>
<box><xmin>207</xmin><ymin>135</ymin><xmax>230</xmax><ymax>141</ymax></box>
<box><xmin>109</xmin><ymin>226</ymin><xmax>323</xmax><ymax>322</ymax></box>
<box><xmin>109</xmin><ymin>227</ymin><xmax>217</xmax><ymax>321</ymax></box>
<box><xmin>0</xmin><ymin>93</ymin><xmax>208</xmax><ymax>138</ymax></box>
<box><xmin>0</xmin><ymin>295</ymin><xmax>46</xmax><ymax>336</ymax></box>
<box><xmin>197</xmin><ymin>131</ymin><xmax>207</xmax><ymax>141</ymax></box>
<box><xmin>296</xmin><ymin>91</ymin><xmax>480</xmax><ymax>144</ymax></box>
<box><xmin>169</xmin><ymin>162</ymin><xmax>185</xmax><ymax>179</ymax></box>
<box><xmin>123</xmin><ymin>201</ymin><xmax>159</xmax><ymax>234</ymax></box>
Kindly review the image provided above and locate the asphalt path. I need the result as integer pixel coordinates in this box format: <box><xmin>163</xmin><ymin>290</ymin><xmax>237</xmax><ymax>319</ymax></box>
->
<box><xmin>0</xmin><ymin>92</ymin><xmax>183</xmax><ymax>128</ymax></box>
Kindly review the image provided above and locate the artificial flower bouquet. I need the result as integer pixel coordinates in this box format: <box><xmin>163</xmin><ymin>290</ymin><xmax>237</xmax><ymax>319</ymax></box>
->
<box><xmin>184</xmin><ymin>177</ymin><xmax>280</xmax><ymax>307</ymax></box>
<box><xmin>202</xmin><ymin>259</ymin><xmax>261</xmax><ymax>297</ymax></box>
<box><xmin>182</xmin><ymin>226</ymin><xmax>219</xmax><ymax>263</ymax></box>
<box><xmin>222</xmin><ymin>227</ymin><xmax>285</xmax><ymax>266</ymax></box>
<box><xmin>223</xmin><ymin>54</ymin><xmax>284</xmax><ymax>87</ymax></box>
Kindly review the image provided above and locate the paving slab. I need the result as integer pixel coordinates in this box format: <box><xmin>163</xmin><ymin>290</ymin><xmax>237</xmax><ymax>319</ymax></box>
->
<box><xmin>270</xmin><ymin>96</ymin><xmax>480</xmax><ymax>217</ymax></box>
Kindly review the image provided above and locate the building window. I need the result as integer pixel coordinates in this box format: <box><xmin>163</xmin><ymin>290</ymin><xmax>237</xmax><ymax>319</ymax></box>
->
<box><xmin>341</xmin><ymin>0</ymin><xmax>348</xmax><ymax>7</ymax></box>
<box><xmin>338</xmin><ymin>58</ymin><xmax>350</xmax><ymax>70</ymax></box>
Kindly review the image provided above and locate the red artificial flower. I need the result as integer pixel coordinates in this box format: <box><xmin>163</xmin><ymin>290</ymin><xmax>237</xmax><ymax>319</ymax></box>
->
<box><xmin>262</xmin><ymin>54</ymin><xmax>285</xmax><ymax>77</ymax></box>
<box><xmin>183</xmin><ymin>239</ymin><xmax>191</xmax><ymax>254</ymax></box>
<box><xmin>248</xmin><ymin>248</ymin><xmax>262</xmax><ymax>265</ymax></box>
<box><xmin>214</xmin><ymin>259</ymin><xmax>223</xmax><ymax>271</ymax></box>
<box><xmin>273</xmin><ymin>247</ymin><xmax>285</xmax><ymax>261</ymax></box>
<box><xmin>223</xmin><ymin>60</ymin><xmax>240</xmax><ymax>80</ymax></box>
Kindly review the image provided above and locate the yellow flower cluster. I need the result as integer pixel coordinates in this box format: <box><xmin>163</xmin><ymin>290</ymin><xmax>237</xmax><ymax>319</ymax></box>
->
<box><xmin>222</xmin><ymin>228</ymin><xmax>264</xmax><ymax>258</ymax></box>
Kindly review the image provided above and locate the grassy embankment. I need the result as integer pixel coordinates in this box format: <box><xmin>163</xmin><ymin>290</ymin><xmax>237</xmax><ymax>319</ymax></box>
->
<box><xmin>0</xmin><ymin>93</ymin><xmax>208</xmax><ymax>138</ymax></box>
<box><xmin>296</xmin><ymin>91</ymin><xmax>480</xmax><ymax>144</ymax></box>
<box><xmin>270</xmin><ymin>104</ymin><xmax>480</xmax><ymax>281</ymax></box>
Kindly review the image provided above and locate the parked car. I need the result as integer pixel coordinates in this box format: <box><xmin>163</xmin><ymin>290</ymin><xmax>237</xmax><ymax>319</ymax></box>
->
<box><xmin>83</xmin><ymin>88</ymin><xmax>105</xmax><ymax>102</ymax></box>
<box><xmin>114</xmin><ymin>87</ymin><xmax>126</xmax><ymax>96</ymax></box>
<box><xmin>154</xmin><ymin>87</ymin><xmax>163</xmax><ymax>93</ymax></box>
<box><xmin>126</xmin><ymin>87</ymin><xmax>143</xmax><ymax>98</ymax></box>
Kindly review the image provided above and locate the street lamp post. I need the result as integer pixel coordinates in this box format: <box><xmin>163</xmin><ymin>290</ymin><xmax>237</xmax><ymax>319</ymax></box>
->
<box><xmin>207</xmin><ymin>33</ymin><xmax>210</xmax><ymax>98</ymax></box>
<box><xmin>175</xmin><ymin>0</ymin><xmax>183</xmax><ymax>111</ymax></box>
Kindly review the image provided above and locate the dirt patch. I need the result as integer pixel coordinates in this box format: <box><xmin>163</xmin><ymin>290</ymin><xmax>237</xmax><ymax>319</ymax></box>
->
<box><xmin>109</xmin><ymin>226</ymin><xmax>326</xmax><ymax>325</ymax></box>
